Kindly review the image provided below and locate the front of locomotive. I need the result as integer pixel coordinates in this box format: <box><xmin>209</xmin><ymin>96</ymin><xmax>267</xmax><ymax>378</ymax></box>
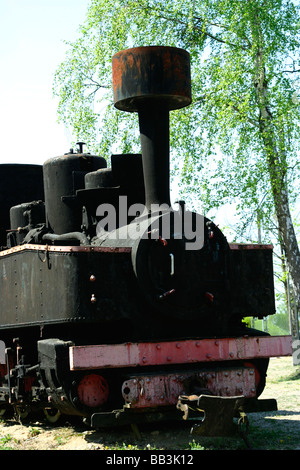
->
<box><xmin>73</xmin><ymin>47</ymin><xmax>287</xmax><ymax>427</ymax></box>
<box><xmin>95</xmin><ymin>46</ymin><xmax>233</xmax><ymax>336</ymax></box>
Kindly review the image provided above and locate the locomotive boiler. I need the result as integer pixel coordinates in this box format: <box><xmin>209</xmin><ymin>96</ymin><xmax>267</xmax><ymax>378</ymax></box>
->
<box><xmin>0</xmin><ymin>46</ymin><xmax>291</xmax><ymax>429</ymax></box>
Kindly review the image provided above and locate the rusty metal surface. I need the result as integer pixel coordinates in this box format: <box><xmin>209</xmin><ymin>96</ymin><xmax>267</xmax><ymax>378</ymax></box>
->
<box><xmin>229</xmin><ymin>243</ymin><xmax>273</xmax><ymax>250</ymax></box>
<box><xmin>178</xmin><ymin>395</ymin><xmax>246</xmax><ymax>437</ymax></box>
<box><xmin>121</xmin><ymin>368</ymin><xmax>256</xmax><ymax>409</ymax></box>
<box><xmin>77</xmin><ymin>374</ymin><xmax>109</xmax><ymax>408</ymax></box>
<box><xmin>111</xmin><ymin>47</ymin><xmax>192</xmax><ymax>208</ymax></box>
<box><xmin>112</xmin><ymin>46</ymin><xmax>192</xmax><ymax>112</ymax></box>
<box><xmin>69</xmin><ymin>335</ymin><xmax>292</xmax><ymax>370</ymax></box>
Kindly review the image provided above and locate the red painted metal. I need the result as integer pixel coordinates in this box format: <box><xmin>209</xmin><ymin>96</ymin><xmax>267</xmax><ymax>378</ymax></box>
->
<box><xmin>229</xmin><ymin>243</ymin><xmax>273</xmax><ymax>250</ymax></box>
<box><xmin>69</xmin><ymin>335</ymin><xmax>292</xmax><ymax>371</ymax></box>
<box><xmin>0</xmin><ymin>244</ymin><xmax>131</xmax><ymax>257</ymax></box>
<box><xmin>0</xmin><ymin>242</ymin><xmax>273</xmax><ymax>258</ymax></box>
<box><xmin>77</xmin><ymin>374</ymin><xmax>109</xmax><ymax>408</ymax></box>
<box><xmin>121</xmin><ymin>367</ymin><xmax>256</xmax><ymax>408</ymax></box>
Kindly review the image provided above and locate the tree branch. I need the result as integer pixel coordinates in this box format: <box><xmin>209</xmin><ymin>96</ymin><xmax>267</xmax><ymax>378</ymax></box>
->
<box><xmin>132</xmin><ymin>4</ymin><xmax>249</xmax><ymax>50</ymax></box>
<box><xmin>193</xmin><ymin>17</ymin><xmax>250</xmax><ymax>50</ymax></box>
<box><xmin>193</xmin><ymin>92</ymin><xmax>259</xmax><ymax>128</ymax></box>
<box><xmin>282</xmin><ymin>69</ymin><xmax>300</xmax><ymax>73</ymax></box>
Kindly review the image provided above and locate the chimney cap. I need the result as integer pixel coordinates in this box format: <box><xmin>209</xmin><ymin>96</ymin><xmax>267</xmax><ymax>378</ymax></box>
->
<box><xmin>112</xmin><ymin>46</ymin><xmax>192</xmax><ymax>112</ymax></box>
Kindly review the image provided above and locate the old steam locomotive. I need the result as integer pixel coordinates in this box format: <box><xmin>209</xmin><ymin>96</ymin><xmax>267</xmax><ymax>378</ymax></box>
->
<box><xmin>0</xmin><ymin>47</ymin><xmax>291</xmax><ymax>428</ymax></box>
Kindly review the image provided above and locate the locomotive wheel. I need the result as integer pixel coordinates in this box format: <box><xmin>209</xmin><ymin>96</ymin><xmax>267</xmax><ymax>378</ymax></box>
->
<box><xmin>43</xmin><ymin>407</ymin><xmax>61</xmax><ymax>424</ymax></box>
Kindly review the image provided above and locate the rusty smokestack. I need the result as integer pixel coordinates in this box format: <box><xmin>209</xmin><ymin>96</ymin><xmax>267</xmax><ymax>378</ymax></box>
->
<box><xmin>112</xmin><ymin>46</ymin><xmax>192</xmax><ymax>210</ymax></box>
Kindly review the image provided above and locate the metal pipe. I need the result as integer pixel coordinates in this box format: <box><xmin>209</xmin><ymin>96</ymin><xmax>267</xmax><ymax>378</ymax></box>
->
<box><xmin>138</xmin><ymin>101</ymin><xmax>170</xmax><ymax>209</ymax></box>
<box><xmin>112</xmin><ymin>46</ymin><xmax>192</xmax><ymax>213</ymax></box>
<box><xmin>43</xmin><ymin>232</ymin><xmax>89</xmax><ymax>245</ymax></box>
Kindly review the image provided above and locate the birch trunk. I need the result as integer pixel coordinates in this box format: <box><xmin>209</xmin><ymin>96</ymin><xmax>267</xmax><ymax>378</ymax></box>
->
<box><xmin>251</xmin><ymin>14</ymin><xmax>300</xmax><ymax>310</ymax></box>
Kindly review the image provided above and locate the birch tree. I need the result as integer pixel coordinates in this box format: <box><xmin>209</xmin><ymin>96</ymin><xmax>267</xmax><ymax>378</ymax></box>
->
<box><xmin>53</xmin><ymin>0</ymin><xmax>300</xmax><ymax>306</ymax></box>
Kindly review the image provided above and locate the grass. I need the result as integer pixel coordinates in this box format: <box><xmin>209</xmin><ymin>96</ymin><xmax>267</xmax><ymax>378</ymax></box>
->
<box><xmin>0</xmin><ymin>434</ymin><xmax>18</xmax><ymax>450</ymax></box>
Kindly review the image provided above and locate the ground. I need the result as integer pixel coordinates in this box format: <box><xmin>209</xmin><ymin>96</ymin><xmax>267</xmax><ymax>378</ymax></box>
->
<box><xmin>0</xmin><ymin>356</ymin><xmax>299</xmax><ymax>450</ymax></box>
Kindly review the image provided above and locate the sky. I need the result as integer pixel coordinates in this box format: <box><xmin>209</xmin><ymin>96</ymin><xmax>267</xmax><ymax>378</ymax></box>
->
<box><xmin>0</xmin><ymin>0</ymin><xmax>91</xmax><ymax>165</ymax></box>
<box><xmin>0</xmin><ymin>2</ymin><xmax>297</xmax><ymax>233</ymax></box>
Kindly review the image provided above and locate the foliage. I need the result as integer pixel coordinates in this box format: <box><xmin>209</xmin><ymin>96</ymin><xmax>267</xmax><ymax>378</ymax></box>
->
<box><xmin>0</xmin><ymin>434</ymin><xmax>14</xmax><ymax>450</ymax></box>
<box><xmin>243</xmin><ymin>305</ymin><xmax>290</xmax><ymax>335</ymax></box>
<box><xmin>53</xmin><ymin>1</ymin><xmax>300</xmax><ymax>241</ymax></box>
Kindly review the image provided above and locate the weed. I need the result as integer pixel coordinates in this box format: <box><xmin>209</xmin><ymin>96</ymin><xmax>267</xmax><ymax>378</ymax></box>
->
<box><xmin>29</xmin><ymin>427</ymin><xmax>41</xmax><ymax>437</ymax></box>
<box><xmin>55</xmin><ymin>435</ymin><xmax>65</xmax><ymax>445</ymax></box>
<box><xmin>1</xmin><ymin>434</ymin><xmax>12</xmax><ymax>444</ymax></box>
<box><xmin>0</xmin><ymin>434</ymin><xmax>14</xmax><ymax>450</ymax></box>
<box><xmin>189</xmin><ymin>439</ymin><xmax>205</xmax><ymax>450</ymax></box>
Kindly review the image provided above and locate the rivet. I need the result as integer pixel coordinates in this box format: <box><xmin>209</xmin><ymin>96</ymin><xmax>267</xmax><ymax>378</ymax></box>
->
<box><xmin>167</xmin><ymin>356</ymin><xmax>172</xmax><ymax>361</ymax></box>
<box><xmin>229</xmin><ymin>352</ymin><xmax>234</xmax><ymax>358</ymax></box>
<box><xmin>90</xmin><ymin>294</ymin><xmax>97</xmax><ymax>303</ymax></box>
<box><xmin>206</xmin><ymin>353</ymin><xmax>212</xmax><ymax>359</ymax></box>
<box><xmin>156</xmin><ymin>344</ymin><xmax>161</xmax><ymax>350</ymax></box>
<box><xmin>176</xmin><ymin>343</ymin><xmax>181</xmax><ymax>349</ymax></box>
<box><xmin>89</xmin><ymin>274</ymin><xmax>96</xmax><ymax>282</ymax></box>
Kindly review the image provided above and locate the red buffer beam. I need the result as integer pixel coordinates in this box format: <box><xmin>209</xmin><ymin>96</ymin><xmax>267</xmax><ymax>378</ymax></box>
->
<box><xmin>69</xmin><ymin>335</ymin><xmax>292</xmax><ymax>371</ymax></box>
